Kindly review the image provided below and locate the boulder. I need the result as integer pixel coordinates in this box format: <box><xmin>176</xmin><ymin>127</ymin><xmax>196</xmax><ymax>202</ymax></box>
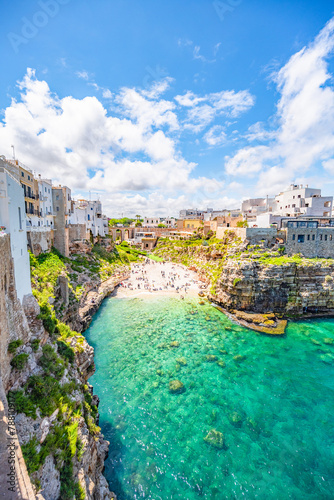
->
<box><xmin>204</xmin><ymin>429</ymin><xmax>225</xmax><ymax>449</ymax></box>
<box><xmin>169</xmin><ymin>380</ymin><xmax>185</xmax><ymax>394</ymax></box>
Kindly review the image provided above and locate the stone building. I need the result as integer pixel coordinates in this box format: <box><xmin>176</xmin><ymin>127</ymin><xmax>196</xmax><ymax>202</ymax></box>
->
<box><xmin>177</xmin><ymin>219</ymin><xmax>203</xmax><ymax>231</ymax></box>
<box><xmin>52</xmin><ymin>185</ymin><xmax>72</xmax><ymax>257</ymax></box>
<box><xmin>283</xmin><ymin>219</ymin><xmax>334</xmax><ymax>258</ymax></box>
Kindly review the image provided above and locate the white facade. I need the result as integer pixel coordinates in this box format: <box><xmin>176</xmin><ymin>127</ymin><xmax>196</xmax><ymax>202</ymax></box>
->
<box><xmin>203</xmin><ymin>209</ymin><xmax>241</xmax><ymax>221</ymax></box>
<box><xmin>0</xmin><ymin>167</ymin><xmax>32</xmax><ymax>302</ymax></box>
<box><xmin>70</xmin><ymin>199</ymin><xmax>108</xmax><ymax>237</ymax></box>
<box><xmin>242</xmin><ymin>198</ymin><xmax>274</xmax><ymax>218</ymax></box>
<box><xmin>37</xmin><ymin>176</ymin><xmax>54</xmax><ymax>228</ymax></box>
<box><xmin>143</xmin><ymin>217</ymin><xmax>160</xmax><ymax>227</ymax></box>
<box><xmin>179</xmin><ymin>209</ymin><xmax>204</xmax><ymax>219</ymax></box>
<box><xmin>273</xmin><ymin>185</ymin><xmax>332</xmax><ymax>217</ymax></box>
<box><xmin>163</xmin><ymin>217</ymin><xmax>176</xmax><ymax>228</ymax></box>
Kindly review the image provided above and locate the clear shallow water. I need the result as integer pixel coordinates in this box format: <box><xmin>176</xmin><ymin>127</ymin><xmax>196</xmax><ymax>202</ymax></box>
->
<box><xmin>85</xmin><ymin>296</ymin><xmax>334</xmax><ymax>500</ymax></box>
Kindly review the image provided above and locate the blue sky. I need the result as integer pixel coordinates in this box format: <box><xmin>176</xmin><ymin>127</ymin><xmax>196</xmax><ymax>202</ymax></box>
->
<box><xmin>1</xmin><ymin>0</ymin><xmax>334</xmax><ymax>216</ymax></box>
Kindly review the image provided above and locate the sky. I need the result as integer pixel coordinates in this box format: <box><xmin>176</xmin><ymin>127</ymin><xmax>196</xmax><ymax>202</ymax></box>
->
<box><xmin>1</xmin><ymin>0</ymin><xmax>334</xmax><ymax>217</ymax></box>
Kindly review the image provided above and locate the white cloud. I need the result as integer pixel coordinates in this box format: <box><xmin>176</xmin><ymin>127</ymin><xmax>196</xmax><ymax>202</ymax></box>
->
<box><xmin>323</xmin><ymin>158</ymin><xmax>334</xmax><ymax>174</ymax></box>
<box><xmin>0</xmin><ymin>69</ymin><xmax>234</xmax><ymax>215</ymax></box>
<box><xmin>225</xmin><ymin>16</ymin><xmax>334</xmax><ymax>196</ymax></box>
<box><xmin>175</xmin><ymin>88</ymin><xmax>255</xmax><ymax>132</ymax></box>
<box><xmin>76</xmin><ymin>70</ymin><xmax>89</xmax><ymax>80</ymax></box>
<box><xmin>204</xmin><ymin>125</ymin><xmax>227</xmax><ymax>146</ymax></box>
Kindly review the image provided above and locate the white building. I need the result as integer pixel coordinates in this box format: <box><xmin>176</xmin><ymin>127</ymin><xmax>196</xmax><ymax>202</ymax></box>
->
<box><xmin>143</xmin><ymin>217</ymin><xmax>160</xmax><ymax>227</ymax></box>
<box><xmin>70</xmin><ymin>199</ymin><xmax>108</xmax><ymax>237</ymax></box>
<box><xmin>273</xmin><ymin>185</ymin><xmax>332</xmax><ymax>217</ymax></box>
<box><xmin>242</xmin><ymin>198</ymin><xmax>274</xmax><ymax>219</ymax></box>
<box><xmin>0</xmin><ymin>166</ymin><xmax>32</xmax><ymax>302</ymax></box>
<box><xmin>163</xmin><ymin>217</ymin><xmax>176</xmax><ymax>228</ymax></box>
<box><xmin>179</xmin><ymin>209</ymin><xmax>204</xmax><ymax>220</ymax></box>
<box><xmin>203</xmin><ymin>209</ymin><xmax>241</xmax><ymax>222</ymax></box>
<box><xmin>37</xmin><ymin>176</ymin><xmax>54</xmax><ymax>228</ymax></box>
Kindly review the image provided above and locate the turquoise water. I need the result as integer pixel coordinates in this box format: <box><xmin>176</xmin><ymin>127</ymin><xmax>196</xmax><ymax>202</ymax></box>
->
<box><xmin>85</xmin><ymin>296</ymin><xmax>334</xmax><ymax>500</ymax></box>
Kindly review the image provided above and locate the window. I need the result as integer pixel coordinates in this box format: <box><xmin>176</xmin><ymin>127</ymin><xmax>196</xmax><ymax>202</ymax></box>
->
<box><xmin>292</xmin><ymin>234</ymin><xmax>295</xmax><ymax>241</ymax></box>
<box><xmin>28</xmin><ymin>175</ymin><xmax>30</xmax><ymax>181</ymax></box>
<box><xmin>18</xmin><ymin>207</ymin><xmax>22</xmax><ymax>230</ymax></box>
<box><xmin>325</xmin><ymin>235</ymin><xmax>328</xmax><ymax>241</ymax></box>
<box><xmin>307</xmin><ymin>235</ymin><xmax>310</xmax><ymax>241</ymax></box>
<box><xmin>297</xmin><ymin>235</ymin><xmax>305</xmax><ymax>243</ymax></box>
<box><xmin>21</xmin><ymin>171</ymin><xmax>24</xmax><ymax>177</ymax></box>
<box><xmin>312</xmin><ymin>235</ymin><xmax>315</xmax><ymax>241</ymax></box>
<box><xmin>56</xmin><ymin>206</ymin><xmax>59</xmax><ymax>212</ymax></box>
<box><xmin>298</xmin><ymin>195</ymin><xmax>301</xmax><ymax>198</ymax></box>
<box><xmin>330</xmin><ymin>234</ymin><xmax>333</xmax><ymax>241</ymax></box>
<box><xmin>56</xmin><ymin>195</ymin><xmax>59</xmax><ymax>200</ymax></box>
<box><xmin>45</xmin><ymin>187</ymin><xmax>47</xmax><ymax>192</ymax></box>
<box><xmin>320</xmin><ymin>234</ymin><xmax>323</xmax><ymax>241</ymax></box>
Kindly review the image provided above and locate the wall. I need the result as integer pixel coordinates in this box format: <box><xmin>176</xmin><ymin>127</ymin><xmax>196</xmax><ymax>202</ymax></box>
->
<box><xmin>27</xmin><ymin>228</ymin><xmax>52</xmax><ymax>255</ymax></box>
<box><xmin>216</xmin><ymin>226</ymin><xmax>277</xmax><ymax>243</ymax></box>
<box><xmin>68</xmin><ymin>223</ymin><xmax>87</xmax><ymax>242</ymax></box>
<box><xmin>285</xmin><ymin>227</ymin><xmax>334</xmax><ymax>258</ymax></box>
<box><xmin>0</xmin><ymin>235</ymin><xmax>31</xmax><ymax>390</ymax></box>
<box><xmin>52</xmin><ymin>188</ymin><xmax>69</xmax><ymax>257</ymax></box>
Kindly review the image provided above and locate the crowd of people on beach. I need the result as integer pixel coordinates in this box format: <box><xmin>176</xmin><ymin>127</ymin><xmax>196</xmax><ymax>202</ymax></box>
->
<box><xmin>119</xmin><ymin>258</ymin><xmax>200</xmax><ymax>296</ymax></box>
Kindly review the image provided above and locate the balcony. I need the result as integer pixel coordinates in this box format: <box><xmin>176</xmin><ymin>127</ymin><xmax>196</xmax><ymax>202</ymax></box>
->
<box><xmin>26</xmin><ymin>209</ymin><xmax>41</xmax><ymax>216</ymax></box>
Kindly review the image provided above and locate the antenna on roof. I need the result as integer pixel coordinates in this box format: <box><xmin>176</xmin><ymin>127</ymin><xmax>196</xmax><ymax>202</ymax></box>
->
<box><xmin>11</xmin><ymin>145</ymin><xmax>15</xmax><ymax>160</ymax></box>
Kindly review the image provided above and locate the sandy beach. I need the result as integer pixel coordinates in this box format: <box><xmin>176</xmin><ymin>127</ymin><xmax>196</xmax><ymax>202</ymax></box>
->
<box><xmin>114</xmin><ymin>259</ymin><xmax>205</xmax><ymax>298</ymax></box>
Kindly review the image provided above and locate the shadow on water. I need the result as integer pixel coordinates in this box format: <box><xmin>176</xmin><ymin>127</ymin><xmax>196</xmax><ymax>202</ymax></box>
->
<box><xmin>101</xmin><ymin>421</ymin><xmax>131</xmax><ymax>500</ymax></box>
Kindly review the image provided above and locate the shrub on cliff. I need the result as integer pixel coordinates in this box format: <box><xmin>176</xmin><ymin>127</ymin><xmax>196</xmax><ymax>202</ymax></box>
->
<box><xmin>8</xmin><ymin>339</ymin><xmax>23</xmax><ymax>354</ymax></box>
<box><xmin>10</xmin><ymin>353</ymin><xmax>29</xmax><ymax>370</ymax></box>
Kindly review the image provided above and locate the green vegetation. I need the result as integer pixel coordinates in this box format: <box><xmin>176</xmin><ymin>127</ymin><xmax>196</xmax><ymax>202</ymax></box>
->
<box><xmin>236</xmin><ymin>220</ymin><xmax>248</xmax><ymax>227</ymax></box>
<box><xmin>10</xmin><ymin>353</ymin><xmax>29</xmax><ymax>370</ymax></box>
<box><xmin>8</xmin><ymin>339</ymin><xmax>23</xmax><ymax>354</ymax></box>
<box><xmin>30</xmin><ymin>339</ymin><xmax>40</xmax><ymax>352</ymax></box>
<box><xmin>148</xmin><ymin>253</ymin><xmax>164</xmax><ymax>262</ymax></box>
<box><xmin>108</xmin><ymin>217</ymin><xmax>134</xmax><ymax>227</ymax></box>
<box><xmin>233</xmin><ymin>278</ymin><xmax>241</xmax><ymax>287</ymax></box>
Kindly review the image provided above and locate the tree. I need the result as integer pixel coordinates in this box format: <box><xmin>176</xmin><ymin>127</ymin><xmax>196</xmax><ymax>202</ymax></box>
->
<box><xmin>158</xmin><ymin>223</ymin><xmax>167</xmax><ymax>228</ymax></box>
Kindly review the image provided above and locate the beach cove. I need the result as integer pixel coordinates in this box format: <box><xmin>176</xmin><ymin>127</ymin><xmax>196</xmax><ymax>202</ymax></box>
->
<box><xmin>85</xmin><ymin>281</ymin><xmax>334</xmax><ymax>500</ymax></box>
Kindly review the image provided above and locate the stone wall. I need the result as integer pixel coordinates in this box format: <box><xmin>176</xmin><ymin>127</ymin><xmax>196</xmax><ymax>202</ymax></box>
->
<box><xmin>216</xmin><ymin>226</ymin><xmax>277</xmax><ymax>245</ymax></box>
<box><xmin>68</xmin><ymin>223</ymin><xmax>87</xmax><ymax>243</ymax></box>
<box><xmin>27</xmin><ymin>228</ymin><xmax>52</xmax><ymax>256</ymax></box>
<box><xmin>0</xmin><ymin>235</ymin><xmax>31</xmax><ymax>390</ymax></box>
<box><xmin>285</xmin><ymin>227</ymin><xmax>334</xmax><ymax>258</ymax></box>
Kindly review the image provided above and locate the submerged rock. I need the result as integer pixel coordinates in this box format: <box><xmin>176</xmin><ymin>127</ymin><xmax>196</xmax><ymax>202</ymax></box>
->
<box><xmin>170</xmin><ymin>341</ymin><xmax>180</xmax><ymax>348</ymax></box>
<box><xmin>217</xmin><ymin>360</ymin><xmax>226</xmax><ymax>368</ymax></box>
<box><xmin>233</xmin><ymin>354</ymin><xmax>246</xmax><ymax>362</ymax></box>
<box><xmin>206</xmin><ymin>355</ymin><xmax>218</xmax><ymax>362</ymax></box>
<box><xmin>169</xmin><ymin>380</ymin><xmax>185</xmax><ymax>394</ymax></box>
<box><xmin>204</xmin><ymin>429</ymin><xmax>225</xmax><ymax>449</ymax></box>
<box><xmin>176</xmin><ymin>357</ymin><xmax>187</xmax><ymax>366</ymax></box>
<box><xmin>156</xmin><ymin>369</ymin><xmax>164</xmax><ymax>376</ymax></box>
<box><xmin>229</xmin><ymin>411</ymin><xmax>243</xmax><ymax>427</ymax></box>
<box><xmin>324</xmin><ymin>337</ymin><xmax>334</xmax><ymax>345</ymax></box>
<box><xmin>311</xmin><ymin>338</ymin><xmax>321</xmax><ymax>346</ymax></box>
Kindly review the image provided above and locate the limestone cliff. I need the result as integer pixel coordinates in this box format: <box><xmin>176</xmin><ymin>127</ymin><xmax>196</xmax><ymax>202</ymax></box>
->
<box><xmin>214</xmin><ymin>259</ymin><xmax>334</xmax><ymax>317</ymax></box>
<box><xmin>0</xmin><ymin>236</ymin><xmax>117</xmax><ymax>499</ymax></box>
<box><xmin>154</xmin><ymin>237</ymin><xmax>334</xmax><ymax>319</ymax></box>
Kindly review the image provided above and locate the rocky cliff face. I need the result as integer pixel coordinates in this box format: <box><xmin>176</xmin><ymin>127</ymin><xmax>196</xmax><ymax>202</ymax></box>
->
<box><xmin>214</xmin><ymin>259</ymin><xmax>334</xmax><ymax>317</ymax></box>
<box><xmin>154</xmin><ymin>238</ymin><xmax>334</xmax><ymax>318</ymax></box>
<box><xmin>0</xmin><ymin>237</ymin><xmax>116</xmax><ymax>499</ymax></box>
